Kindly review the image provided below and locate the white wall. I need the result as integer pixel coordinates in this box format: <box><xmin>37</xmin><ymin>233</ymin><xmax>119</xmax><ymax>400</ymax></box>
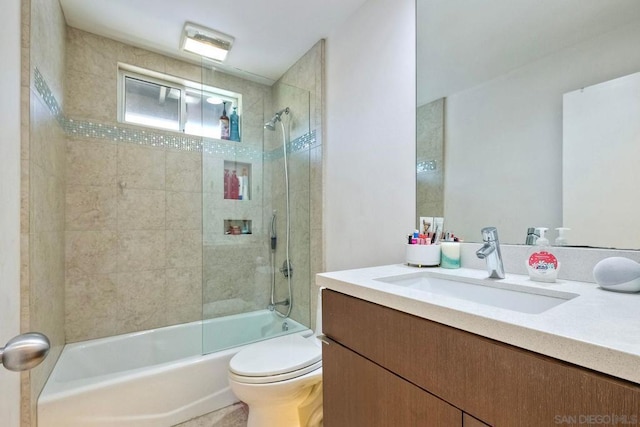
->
<box><xmin>325</xmin><ymin>0</ymin><xmax>415</xmax><ymax>271</ymax></box>
<box><xmin>444</xmin><ymin>20</ymin><xmax>640</xmax><ymax>245</ymax></box>
<box><xmin>0</xmin><ymin>0</ymin><xmax>22</xmax><ymax>424</ymax></box>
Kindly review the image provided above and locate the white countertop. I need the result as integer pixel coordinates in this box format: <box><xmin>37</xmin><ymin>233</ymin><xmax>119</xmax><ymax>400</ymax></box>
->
<box><xmin>316</xmin><ymin>264</ymin><xmax>640</xmax><ymax>384</ymax></box>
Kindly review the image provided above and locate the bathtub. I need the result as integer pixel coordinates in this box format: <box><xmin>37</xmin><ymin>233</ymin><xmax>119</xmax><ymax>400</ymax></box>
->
<box><xmin>38</xmin><ymin>310</ymin><xmax>310</xmax><ymax>427</ymax></box>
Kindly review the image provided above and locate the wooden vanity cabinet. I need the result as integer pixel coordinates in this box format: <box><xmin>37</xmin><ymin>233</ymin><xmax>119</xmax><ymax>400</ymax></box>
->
<box><xmin>323</xmin><ymin>337</ymin><xmax>462</xmax><ymax>426</ymax></box>
<box><xmin>322</xmin><ymin>289</ymin><xmax>640</xmax><ymax>426</ymax></box>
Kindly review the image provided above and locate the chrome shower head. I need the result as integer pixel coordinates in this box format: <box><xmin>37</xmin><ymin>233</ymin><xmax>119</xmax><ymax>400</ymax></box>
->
<box><xmin>264</xmin><ymin>107</ymin><xmax>290</xmax><ymax>130</ymax></box>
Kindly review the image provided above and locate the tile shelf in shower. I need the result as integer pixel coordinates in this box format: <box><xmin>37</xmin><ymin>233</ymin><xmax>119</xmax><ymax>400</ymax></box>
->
<box><xmin>224</xmin><ymin>219</ymin><xmax>252</xmax><ymax>235</ymax></box>
<box><xmin>224</xmin><ymin>160</ymin><xmax>251</xmax><ymax>201</ymax></box>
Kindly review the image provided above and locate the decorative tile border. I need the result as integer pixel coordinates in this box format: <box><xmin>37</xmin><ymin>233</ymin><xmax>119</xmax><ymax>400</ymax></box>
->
<box><xmin>265</xmin><ymin>130</ymin><xmax>317</xmax><ymax>160</ymax></box>
<box><xmin>33</xmin><ymin>66</ymin><xmax>317</xmax><ymax>159</ymax></box>
<box><xmin>417</xmin><ymin>160</ymin><xmax>438</xmax><ymax>173</ymax></box>
<box><xmin>33</xmin><ymin>68</ymin><xmax>65</xmax><ymax>126</ymax></box>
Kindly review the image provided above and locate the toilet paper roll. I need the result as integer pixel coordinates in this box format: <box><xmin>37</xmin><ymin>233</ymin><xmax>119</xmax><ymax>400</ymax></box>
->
<box><xmin>593</xmin><ymin>257</ymin><xmax>640</xmax><ymax>293</ymax></box>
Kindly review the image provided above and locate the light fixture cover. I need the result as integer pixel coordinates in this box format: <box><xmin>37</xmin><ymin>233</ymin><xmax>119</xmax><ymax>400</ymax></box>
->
<box><xmin>181</xmin><ymin>22</ymin><xmax>234</xmax><ymax>62</ymax></box>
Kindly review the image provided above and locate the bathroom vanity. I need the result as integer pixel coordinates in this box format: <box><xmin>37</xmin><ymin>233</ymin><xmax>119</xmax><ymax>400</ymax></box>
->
<box><xmin>318</xmin><ymin>265</ymin><xmax>640</xmax><ymax>426</ymax></box>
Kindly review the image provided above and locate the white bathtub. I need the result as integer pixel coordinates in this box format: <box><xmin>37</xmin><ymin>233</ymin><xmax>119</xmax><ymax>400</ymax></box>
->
<box><xmin>38</xmin><ymin>310</ymin><xmax>310</xmax><ymax>427</ymax></box>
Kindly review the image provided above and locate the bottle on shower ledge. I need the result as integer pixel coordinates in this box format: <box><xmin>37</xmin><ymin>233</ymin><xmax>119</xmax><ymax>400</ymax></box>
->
<box><xmin>230</xmin><ymin>170</ymin><xmax>240</xmax><ymax>200</ymax></box>
<box><xmin>220</xmin><ymin>101</ymin><xmax>230</xmax><ymax>140</ymax></box>
<box><xmin>230</xmin><ymin>107</ymin><xmax>240</xmax><ymax>142</ymax></box>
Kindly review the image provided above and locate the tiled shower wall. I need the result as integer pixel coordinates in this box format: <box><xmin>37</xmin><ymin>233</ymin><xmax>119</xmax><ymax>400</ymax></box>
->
<box><xmin>268</xmin><ymin>40</ymin><xmax>324</xmax><ymax>327</ymax></box>
<box><xmin>21</xmin><ymin>0</ymin><xmax>67</xmax><ymax>425</ymax></box>
<box><xmin>63</xmin><ymin>27</ymin><xmax>323</xmax><ymax>342</ymax></box>
<box><xmin>63</xmin><ymin>27</ymin><xmax>273</xmax><ymax>342</ymax></box>
<box><xmin>416</xmin><ymin>98</ymin><xmax>445</xmax><ymax>219</ymax></box>
<box><xmin>64</xmin><ymin>138</ymin><xmax>204</xmax><ymax>341</ymax></box>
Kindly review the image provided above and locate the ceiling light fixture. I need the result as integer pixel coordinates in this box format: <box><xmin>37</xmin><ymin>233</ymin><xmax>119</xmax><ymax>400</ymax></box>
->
<box><xmin>181</xmin><ymin>22</ymin><xmax>234</xmax><ymax>62</ymax></box>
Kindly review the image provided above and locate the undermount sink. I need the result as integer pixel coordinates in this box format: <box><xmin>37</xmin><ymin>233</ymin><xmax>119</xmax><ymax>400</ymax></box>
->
<box><xmin>373</xmin><ymin>272</ymin><xmax>579</xmax><ymax>314</ymax></box>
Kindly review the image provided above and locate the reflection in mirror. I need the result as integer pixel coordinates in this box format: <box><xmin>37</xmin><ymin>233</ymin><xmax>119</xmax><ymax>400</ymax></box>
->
<box><xmin>563</xmin><ymin>72</ymin><xmax>640</xmax><ymax>249</ymax></box>
<box><xmin>416</xmin><ymin>0</ymin><xmax>640</xmax><ymax>249</ymax></box>
<box><xmin>416</xmin><ymin>98</ymin><xmax>444</xmax><ymax>219</ymax></box>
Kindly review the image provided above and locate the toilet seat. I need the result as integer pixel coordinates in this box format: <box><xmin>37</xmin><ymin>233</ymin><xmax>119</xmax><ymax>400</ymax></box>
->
<box><xmin>229</xmin><ymin>334</ymin><xmax>322</xmax><ymax>384</ymax></box>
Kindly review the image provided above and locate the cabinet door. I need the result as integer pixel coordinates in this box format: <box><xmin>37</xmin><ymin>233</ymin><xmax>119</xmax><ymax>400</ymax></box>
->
<box><xmin>463</xmin><ymin>413</ymin><xmax>491</xmax><ymax>427</ymax></box>
<box><xmin>323</xmin><ymin>338</ymin><xmax>462</xmax><ymax>427</ymax></box>
<box><xmin>324</xmin><ymin>289</ymin><xmax>640</xmax><ymax>425</ymax></box>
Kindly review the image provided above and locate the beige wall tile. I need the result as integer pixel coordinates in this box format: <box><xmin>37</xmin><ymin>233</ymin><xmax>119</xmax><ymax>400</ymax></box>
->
<box><xmin>116</xmin><ymin>269</ymin><xmax>167</xmax><ymax>332</ymax></box>
<box><xmin>166</xmin><ymin>150</ymin><xmax>202</xmax><ymax>192</ymax></box>
<box><xmin>118</xmin><ymin>230</ymin><xmax>166</xmax><ymax>272</ymax></box>
<box><xmin>117</xmin><ymin>188</ymin><xmax>166</xmax><ymax>230</ymax></box>
<box><xmin>29</xmin><ymin>230</ymin><xmax>65</xmax><ymax>358</ymax></box>
<box><xmin>30</xmin><ymin>164</ymin><xmax>65</xmax><ymax>233</ymax></box>
<box><xmin>165</xmin><ymin>59</ymin><xmax>201</xmax><ymax>83</ymax></box>
<box><xmin>117</xmin><ymin>144</ymin><xmax>165</xmax><ymax>190</ymax></box>
<box><xmin>21</xmin><ymin>159</ymin><xmax>30</xmax><ymax>235</ymax></box>
<box><xmin>166</xmin><ymin>229</ymin><xmax>202</xmax><ymax>268</ymax></box>
<box><xmin>117</xmin><ymin>44</ymin><xmax>167</xmax><ymax>75</ymax></box>
<box><xmin>65</xmin><ymin>271</ymin><xmax>118</xmax><ymax>341</ymax></box>
<box><xmin>65</xmin><ymin>230</ymin><xmax>118</xmax><ymax>275</ymax></box>
<box><xmin>166</xmin><ymin>191</ymin><xmax>202</xmax><ymax>230</ymax></box>
<box><xmin>66</xmin><ymin>27</ymin><xmax>118</xmax><ymax>80</ymax></box>
<box><xmin>165</xmin><ymin>267</ymin><xmax>202</xmax><ymax>325</ymax></box>
<box><xmin>66</xmin><ymin>184</ymin><xmax>117</xmax><ymax>231</ymax></box>
<box><xmin>30</xmin><ymin>95</ymin><xmax>65</xmax><ymax>178</ymax></box>
<box><xmin>66</xmin><ymin>138</ymin><xmax>117</xmax><ymax>186</ymax></box>
<box><xmin>21</xmin><ymin>86</ymin><xmax>30</xmax><ymax>161</ymax></box>
<box><xmin>65</xmin><ymin>67</ymin><xmax>117</xmax><ymax>121</ymax></box>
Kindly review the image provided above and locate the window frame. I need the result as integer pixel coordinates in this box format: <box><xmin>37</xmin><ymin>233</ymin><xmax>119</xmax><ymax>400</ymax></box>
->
<box><xmin>117</xmin><ymin>63</ymin><xmax>242</xmax><ymax>138</ymax></box>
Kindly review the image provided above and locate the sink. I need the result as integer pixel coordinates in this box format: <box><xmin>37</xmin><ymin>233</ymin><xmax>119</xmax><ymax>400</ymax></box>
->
<box><xmin>373</xmin><ymin>272</ymin><xmax>579</xmax><ymax>314</ymax></box>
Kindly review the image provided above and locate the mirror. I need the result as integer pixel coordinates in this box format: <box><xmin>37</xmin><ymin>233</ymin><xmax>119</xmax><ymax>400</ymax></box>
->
<box><xmin>416</xmin><ymin>0</ymin><xmax>640</xmax><ymax>249</ymax></box>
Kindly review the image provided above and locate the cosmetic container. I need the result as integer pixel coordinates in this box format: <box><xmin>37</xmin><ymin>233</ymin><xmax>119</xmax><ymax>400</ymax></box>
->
<box><xmin>440</xmin><ymin>241</ymin><xmax>461</xmax><ymax>269</ymax></box>
<box><xmin>406</xmin><ymin>244</ymin><xmax>441</xmax><ymax>267</ymax></box>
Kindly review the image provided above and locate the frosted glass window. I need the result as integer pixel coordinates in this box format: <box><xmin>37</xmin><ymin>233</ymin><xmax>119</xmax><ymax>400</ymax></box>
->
<box><xmin>124</xmin><ymin>77</ymin><xmax>181</xmax><ymax>131</ymax></box>
<box><xmin>183</xmin><ymin>89</ymin><xmax>228</xmax><ymax>138</ymax></box>
<box><xmin>118</xmin><ymin>66</ymin><xmax>241</xmax><ymax>139</ymax></box>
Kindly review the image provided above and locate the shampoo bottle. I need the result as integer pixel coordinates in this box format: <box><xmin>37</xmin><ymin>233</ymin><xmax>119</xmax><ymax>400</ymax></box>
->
<box><xmin>230</xmin><ymin>107</ymin><xmax>240</xmax><ymax>142</ymax></box>
<box><xmin>526</xmin><ymin>227</ymin><xmax>560</xmax><ymax>283</ymax></box>
<box><xmin>220</xmin><ymin>102</ymin><xmax>230</xmax><ymax>140</ymax></box>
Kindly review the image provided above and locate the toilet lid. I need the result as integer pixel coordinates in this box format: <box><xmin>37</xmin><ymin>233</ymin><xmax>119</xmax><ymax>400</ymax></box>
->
<box><xmin>229</xmin><ymin>334</ymin><xmax>321</xmax><ymax>378</ymax></box>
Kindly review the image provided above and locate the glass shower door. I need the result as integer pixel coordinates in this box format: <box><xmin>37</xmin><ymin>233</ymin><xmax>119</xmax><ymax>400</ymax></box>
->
<box><xmin>200</xmin><ymin>65</ymin><xmax>312</xmax><ymax>355</ymax></box>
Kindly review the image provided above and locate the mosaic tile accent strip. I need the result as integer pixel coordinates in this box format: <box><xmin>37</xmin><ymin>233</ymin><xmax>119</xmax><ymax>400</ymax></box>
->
<box><xmin>34</xmin><ymin>67</ymin><xmax>317</xmax><ymax>158</ymax></box>
<box><xmin>33</xmin><ymin>68</ymin><xmax>65</xmax><ymax>126</ymax></box>
<box><xmin>65</xmin><ymin>118</ymin><xmax>210</xmax><ymax>151</ymax></box>
<box><xmin>417</xmin><ymin>160</ymin><xmax>438</xmax><ymax>173</ymax></box>
<box><xmin>266</xmin><ymin>130</ymin><xmax>317</xmax><ymax>160</ymax></box>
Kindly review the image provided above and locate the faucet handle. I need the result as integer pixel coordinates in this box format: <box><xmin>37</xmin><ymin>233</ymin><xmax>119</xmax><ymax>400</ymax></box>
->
<box><xmin>480</xmin><ymin>227</ymin><xmax>499</xmax><ymax>242</ymax></box>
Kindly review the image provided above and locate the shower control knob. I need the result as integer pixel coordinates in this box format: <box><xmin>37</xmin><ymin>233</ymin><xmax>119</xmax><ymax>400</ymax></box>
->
<box><xmin>0</xmin><ymin>332</ymin><xmax>50</xmax><ymax>372</ymax></box>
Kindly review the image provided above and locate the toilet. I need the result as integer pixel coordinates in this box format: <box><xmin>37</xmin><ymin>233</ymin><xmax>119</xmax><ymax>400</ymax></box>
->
<box><xmin>228</xmin><ymin>333</ymin><xmax>323</xmax><ymax>427</ymax></box>
<box><xmin>229</xmin><ymin>289</ymin><xmax>324</xmax><ymax>427</ymax></box>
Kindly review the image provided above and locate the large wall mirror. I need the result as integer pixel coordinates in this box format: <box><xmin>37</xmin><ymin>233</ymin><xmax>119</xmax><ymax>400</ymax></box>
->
<box><xmin>416</xmin><ymin>0</ymin><xmax>640</xmax><ymax>249</ymax></box>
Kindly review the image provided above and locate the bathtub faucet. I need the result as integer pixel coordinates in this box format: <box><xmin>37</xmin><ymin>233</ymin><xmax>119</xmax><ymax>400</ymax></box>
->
<box><xmin>476</xmin><ymin>227</ymin><xmax>505</xmax><ymax>279</ymax></box>
<box><xmin>268</xmin><ymin>299</ymin><xmax>290</xmax><ymax>311</ymax></box>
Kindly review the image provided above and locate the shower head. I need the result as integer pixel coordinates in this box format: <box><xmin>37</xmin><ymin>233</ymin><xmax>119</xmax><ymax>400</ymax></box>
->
<box><xmin>264</xmin><ymin>107</ymin><xmax>290</xmax><ymax>130</ymax></box>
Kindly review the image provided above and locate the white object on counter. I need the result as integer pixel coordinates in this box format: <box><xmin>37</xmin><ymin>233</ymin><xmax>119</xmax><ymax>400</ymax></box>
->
<box><xmin>406</xmin><ymin>244</ymin><xmax>440</xmax><ymax>267</ymax></box>
<box><xmin>440</xmin><ymin>241</ymin><xmax>461</xmax><ymax>269</ymax></box>
<box><xmin>593</xmin><ymin>257</ymin><xmax>640</xmax><ymax>293</ymax></box>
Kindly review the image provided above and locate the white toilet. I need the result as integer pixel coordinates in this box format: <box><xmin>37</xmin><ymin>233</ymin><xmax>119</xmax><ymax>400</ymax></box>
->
<box><xmin>228</xmin><ymin>332</ymin><xmax>323</xmax><ymax>427</ymax></box>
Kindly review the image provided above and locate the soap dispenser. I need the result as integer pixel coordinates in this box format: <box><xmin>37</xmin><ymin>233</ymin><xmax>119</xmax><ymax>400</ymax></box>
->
<box><xmin>555</xmin><ymin>227</ymin><xmax>570</xmax><ymax>246</ymax></box>
<box><xmin>526</xmin><ymin>227</ymin><xmax>560</xmax><ymax>283</ymax></box>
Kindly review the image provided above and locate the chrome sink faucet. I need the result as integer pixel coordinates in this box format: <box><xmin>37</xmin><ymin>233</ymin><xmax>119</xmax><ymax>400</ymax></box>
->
<box><xmin>476</xmin><ymin>227</ymin><xmax>505</xmax><ymax>279</ymax></box>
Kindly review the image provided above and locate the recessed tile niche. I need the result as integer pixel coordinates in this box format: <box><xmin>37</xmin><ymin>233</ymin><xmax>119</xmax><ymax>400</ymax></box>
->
<box><xmin>223</xmin><ymin>161</ymin><xmax>251</xmax><ymax>201</ymax></box>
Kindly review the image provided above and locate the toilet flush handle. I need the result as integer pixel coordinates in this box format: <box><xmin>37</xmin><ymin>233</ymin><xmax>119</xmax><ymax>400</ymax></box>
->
<box><xmin>317</xmin><ymin>335</ymin><xmax>331</xmax><ymax>346</ymax></box>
